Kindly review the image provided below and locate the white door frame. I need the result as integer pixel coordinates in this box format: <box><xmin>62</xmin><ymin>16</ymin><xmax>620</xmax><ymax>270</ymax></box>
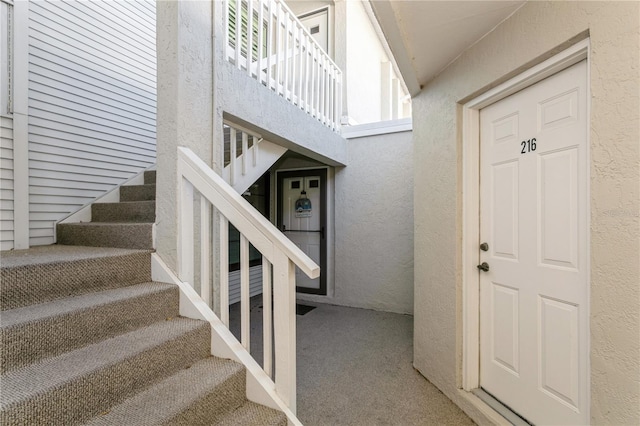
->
<box><xmin>461</xmin><ymin>39</ymin><xmax>591</xmax><ymax>404</ymax></box>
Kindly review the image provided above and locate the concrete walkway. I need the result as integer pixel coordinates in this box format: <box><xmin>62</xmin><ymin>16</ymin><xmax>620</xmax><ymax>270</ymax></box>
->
<box><xmin>230</xmin><ymin>299</ymin><xmax>474</xmax><ymax>425</ymax></box>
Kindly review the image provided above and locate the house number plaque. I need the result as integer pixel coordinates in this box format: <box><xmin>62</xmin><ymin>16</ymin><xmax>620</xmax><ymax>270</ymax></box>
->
<box><xmin>520</xmin><ymin>138</ymin><xmax>537</xmax><ymax>154</ymax></box>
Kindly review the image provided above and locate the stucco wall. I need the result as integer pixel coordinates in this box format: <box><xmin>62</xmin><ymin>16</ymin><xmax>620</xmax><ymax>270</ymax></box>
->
<box><xmin>412</xmin><ymin>2</ymin><xmax>639</xmax><ymax>424</ymax></box>
<box><xmin>156</xmin><ymin>1</ymin><xmax>214</xmax><ymax>271</ymax></box>
<box><xmin>298</xmin><ymin>128</ymin><xmax>414</xmax><ymax>314</ymax></box>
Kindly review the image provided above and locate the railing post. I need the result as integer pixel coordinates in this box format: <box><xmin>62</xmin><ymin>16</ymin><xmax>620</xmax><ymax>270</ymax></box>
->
<box><xmin>273</xmin><ymin>249</ymin><xmax>296</xmax><ymax>413</ymax></box>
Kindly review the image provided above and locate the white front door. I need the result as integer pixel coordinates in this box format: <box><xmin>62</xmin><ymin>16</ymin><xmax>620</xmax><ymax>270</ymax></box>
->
<box><xmin>479</xmin><ymin>60</ymin><xmax>588</xmax><ymax>425</ymax></box>
<box><xmin>280</xmin><ymin>172</ymin><xmax>325</xmax><ymax>294</ymax></box>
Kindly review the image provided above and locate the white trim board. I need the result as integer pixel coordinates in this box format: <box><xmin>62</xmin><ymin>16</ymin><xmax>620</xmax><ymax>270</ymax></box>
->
<box><xmin>341</xmin><ymin>117</ymin><xmax>412</xmax><ymax>139</ymax></box>
<box><xmin>460</xmin><ymin>37</ymin><xmax>590</xmax><ymax>406</ymax></box>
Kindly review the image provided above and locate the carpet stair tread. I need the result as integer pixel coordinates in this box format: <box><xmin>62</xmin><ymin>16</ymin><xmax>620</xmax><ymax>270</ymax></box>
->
<box><xmin>0</xmin><ymin>318</ymin><xmax>210</xmax><ymax>425</ymax></box>
<box><xmin>1</xmin><ymin>246</ymin><xmax>152</xmax><ymax>310</ymax></box>
<box><xmin>57</xmin><ymin>222</ymin><xmax>153</xmax><ymax>249</ymax></box>
<box><xmin>120</xmin><ymin>184</ymin><xmax>156</xmax><ymax>201</ymax></box>
<box><xmin>84</xmin><ymin>357</ymin><xmax>247</xmax><ymax>426</ymax></box>
<box><xmin>1</xmin><ymin>282</ymin><xmax>178</xmax><ymax>373</ymax></box>
<box><xmin>213</xmin><ymin>401</ymin><xmax>288</xmax><ymax>426</ymax></box>
<box><xmin>91</xmin><ymin>200</ymin><xmax>156</xmax><ymax>223</ymax></box>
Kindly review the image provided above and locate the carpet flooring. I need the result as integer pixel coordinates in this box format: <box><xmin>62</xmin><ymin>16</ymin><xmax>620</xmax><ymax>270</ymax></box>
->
<box><xmin>229</xmin><ymin>297</ymin><xmax>475</xmax><ymax>425</ymax></box>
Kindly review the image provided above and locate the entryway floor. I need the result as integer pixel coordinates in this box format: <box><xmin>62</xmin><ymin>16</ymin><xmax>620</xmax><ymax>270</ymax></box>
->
<box><xmin>230</xmin><ymin>298</ymin><xmax>475</xmax><ymax>425</ymax></box>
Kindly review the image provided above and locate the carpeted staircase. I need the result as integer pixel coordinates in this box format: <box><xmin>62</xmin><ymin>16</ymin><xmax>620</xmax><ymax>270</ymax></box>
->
<box><xmin>0</xmin><ymin>170</ymin><xmax>287</xmax><ymax>425</ymax></box>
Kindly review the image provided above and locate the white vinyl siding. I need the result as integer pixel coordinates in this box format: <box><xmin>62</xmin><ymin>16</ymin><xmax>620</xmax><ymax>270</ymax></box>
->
<box><xmin>27</xmin><ymin>0</ymin><xmax>156</xmax><ymax>246</ymax></box>
<box><xmin>0</xmin><ymin>116</ymin><xmax>13</xmax><ymax>250</ymax></box>
<box><xmin>229</xmin><ymin>266</ymin><xmax>264</xmax><ymax>305</ymax></box>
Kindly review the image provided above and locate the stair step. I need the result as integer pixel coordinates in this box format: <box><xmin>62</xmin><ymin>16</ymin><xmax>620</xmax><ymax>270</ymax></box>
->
<box><xmin>120</xmin><ymin>184</ymin><xmax>156</xmax><ymax>202</ymax></box>
<box><xmin>92</xmin><ymin>200</ymin><xmax>156</xmax><ymax>222</ymax></box>
<box><xmin>57</xmin><ymin>222</ymin><xmax>153</xmax><ymax>249</ymax></box>
<box><xmin>0</xmin><ymin>318</ymin><xmax>210</xmax><ymax>426</ymax></box>
<box><xmin>215</xmin><ymin>401</ymin><xmax>288</xmax><ymax>426</ymax></box>
<box><xmin>0</xmin><ymin>245</ymin><xmax>152</xmax><ymax>310</ymax></box>
<box><xmin>1</xmin><ymin>282</ymin><xmax>179</xmax><ymax>373</ymax></box>
<box><xmin>85</xmin><ymin>357</ymin><xmax>247</xmax><ymax>426</ymax></box>
<box><xmin>144</xmin><ymin>170</ymin><xmax>156</xmax><ymax>185</ymax></box>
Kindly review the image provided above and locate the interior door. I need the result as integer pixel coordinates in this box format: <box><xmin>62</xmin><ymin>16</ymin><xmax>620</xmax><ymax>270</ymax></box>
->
<box><xmin>479</xmin><ymin>60</ymin><xmax>588</xmax><ymax>425</ymax></box>
<box><xmin>278</xmin><ymin>170</ymin><xmax>326</xmax><ymax>294</ymax></box>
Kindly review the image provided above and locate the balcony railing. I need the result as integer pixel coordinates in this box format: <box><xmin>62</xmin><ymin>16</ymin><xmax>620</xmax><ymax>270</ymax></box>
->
<box><xmin>224</xmin><ymin>0</ymin><xmax>343</xmax><ymax>132</ymax></box>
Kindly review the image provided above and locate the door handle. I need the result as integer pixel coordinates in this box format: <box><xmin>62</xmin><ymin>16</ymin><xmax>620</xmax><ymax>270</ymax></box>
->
<box><xmin>477</xmin><ymin>262</ymin><xmax>490</xmax><ymax>272</ymax></box>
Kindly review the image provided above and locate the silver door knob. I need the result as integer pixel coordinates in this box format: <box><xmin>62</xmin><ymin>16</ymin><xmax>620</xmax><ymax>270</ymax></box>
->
<box><xmin>480</xmin><ymin>242</ymin><xmax>489</xmax><ymax>251</ymax></box>
<box><xmin>477</xmin><ymin>262</ymin><xmax>490</xmax><ymax>272</ymax></box>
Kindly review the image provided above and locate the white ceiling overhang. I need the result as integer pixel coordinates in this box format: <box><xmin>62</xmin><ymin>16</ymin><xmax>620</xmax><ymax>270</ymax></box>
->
<box><xmin>369</xmin><ymin>0</ymin><xmax>526</xmax><ymax>96</ymax></box>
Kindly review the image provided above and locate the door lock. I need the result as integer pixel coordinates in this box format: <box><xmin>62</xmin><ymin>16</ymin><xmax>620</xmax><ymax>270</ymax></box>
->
<box><xmin>480</xmin><ymin>242</ymin><xmax>489</xmax><ymax>251</ymax></box>
<box><xmin>477</xmin><ymin>262</ymin><xmax>490</xmax><ymax>272</ymax></box>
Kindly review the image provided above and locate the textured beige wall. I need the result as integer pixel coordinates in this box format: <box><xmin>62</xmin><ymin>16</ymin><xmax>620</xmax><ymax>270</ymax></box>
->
<box><xmin>156</xmin><ymin>1</ymin><xmax>214</xmax><ymax>271</ymax></box>
<box><xmin>412</xmin><ymin>2</ymin><xmax>639</xmax><ymax>424</ymax></box>
<box><xmin>333</xmin><ymin>130</ymin><xmax>414</xmax><ymax>313</ymax></box>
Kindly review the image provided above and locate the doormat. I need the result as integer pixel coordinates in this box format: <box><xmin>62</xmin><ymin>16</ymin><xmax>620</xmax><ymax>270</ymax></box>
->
<box><xmin>296</xmin><ymin>304</ymin><xmax>316</xmax><ymax>316</ymax></box>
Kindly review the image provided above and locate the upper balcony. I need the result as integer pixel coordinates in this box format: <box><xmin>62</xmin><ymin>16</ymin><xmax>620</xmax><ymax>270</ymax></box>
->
<box><xmin>223</xmin><ymin>0</ymin><xmax>343</xmax><ymax>133</ymax></box>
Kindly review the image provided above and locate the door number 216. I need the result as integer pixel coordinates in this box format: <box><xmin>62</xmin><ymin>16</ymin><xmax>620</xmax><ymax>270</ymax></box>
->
<box><xmin>521</xmin><ymin>138</ymin><xmax>537</xmax><ymax>154</ymax></box>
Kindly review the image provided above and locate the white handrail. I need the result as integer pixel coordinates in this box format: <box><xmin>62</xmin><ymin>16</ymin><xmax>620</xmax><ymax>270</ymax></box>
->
<box><xmin>176</xmin><ymin>146</ymin><xmax>319</xmax><ymax>413</ymax></box>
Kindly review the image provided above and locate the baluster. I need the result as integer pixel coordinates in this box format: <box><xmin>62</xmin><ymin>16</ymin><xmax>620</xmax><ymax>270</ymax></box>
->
<box><xmin>240</xmin><ymin>234</ymin><xmax>250</xmax><ymax>351</ymax></box>
<box><xmin>201</xmin><ymin>196</ymin><xmax>211</xmax><ymax>307</ymax></box>
<box><xmin>219</xmin><ymin>216</ymin><xmax>230</xmax><ymax>327</ymax></box>
<box><xmin>177</xmin><ymin>176</ymin><xmax>194</xmax><ymax>286</ymax></box>
<box><xmin>246</xmin><ymin>0</ymin><xmax>254</xmax><ymax>74</ymax></box>
<box><xmin>290</xmin><ymin>23</ymin><xmax>297</xmax><ymax>104</ymax></box>
<box><xmin>262</xmin><ymin>258</ymin><xmax>273</xmax><ymax>377</ymax></box>
<box><xmin>283</xmin><ymin>16</ymin><xmax>290</xmax><ymax>99</ymax></box>
<box><xmin>266</xmin><ymin>0</ymin><xmax>273</xmax><ymax>89</ymax></box>
<box><xmin>229</xmin><ymin>127</ymin><xmax>237</xmax><ymax>186</ymax></box>
<box><xmin>275</xmin><ymin>2</ymin><xmax>282</xmax><ymax>95</ymax></box>
<box><xmin>257</xmin><ymin>0</ymin><xmax>265</xmax><ymax>84</ymax></box>
<box><xmin>338</xmin><ymin>71</ymin><xmax>343</xmax><ymax>129</ymax></box>
<box><xmin>311</xmin><ymin>45</ymin><xmax>317</xmax><ymax>118</ymax></box>
<box><xmin>320</xmin><ymin>54</ymin><xmax>326</xmax><ymax>124</ymax></box>
<box><xmin>297</xmin><ymin>26</ymin><xmax>304</xmax><ymax>108</ymax></box>
<box><xmin>252</xmin><ymin>135</ymin><xmax>259</xmax><ymax>167</ymax></box>
<box><xmin>242</xmin><ymin>131</ymin><xmax>248</xmax><ymax>176</ymax></box>
<box><xmin>224</xmin><ymin>0</ymin><xmax>230</xmax><ymax>61</ymax></box>
<box><xmin>234</xmin><ymin>0</ymin><xmax>241</xmax><ymax>68</ymax></box>
<box><xmin>305</xmin><ymin>35</ymin><xmax>311</xmax><ymax>113</ymax></box>
<box><xmin>329</xmin><ymin>66</ymin><xmax>334</xmax><ymax>130</ymax></box>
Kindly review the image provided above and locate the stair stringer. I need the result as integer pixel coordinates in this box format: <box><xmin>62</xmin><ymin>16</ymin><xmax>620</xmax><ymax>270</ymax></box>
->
<box><xmin>223</xmin><ymin>140</ymin><xmax>287</xmax><ymax>194</ymax></box>
<box><xmin>151</xmin><ymin>253</ymin><xmax>302</xmax><ymax>426</ymax></box>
